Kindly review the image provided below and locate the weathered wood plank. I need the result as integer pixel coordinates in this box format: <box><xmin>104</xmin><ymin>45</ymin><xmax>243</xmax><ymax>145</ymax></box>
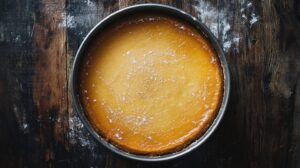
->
<box><xmin>0</xmin><ymin>0</ymin><xmax>70</xmax><ymax>167</ymax></box>
<box><xmin>0</xmin><ymin>1</ymin><xmax>36</xmax><ymax>166</ymax></box>
<box><xmin>32</xmin><ymin>0</ymin><xmax>70</xmax><ymax>167</ymax></box>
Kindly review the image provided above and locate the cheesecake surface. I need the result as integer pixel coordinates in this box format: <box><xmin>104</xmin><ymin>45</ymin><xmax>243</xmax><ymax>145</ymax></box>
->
<box><xmin>79</xmin><ymin>14</ymin><xmax>223</xmax><ymax>155</ymax></box>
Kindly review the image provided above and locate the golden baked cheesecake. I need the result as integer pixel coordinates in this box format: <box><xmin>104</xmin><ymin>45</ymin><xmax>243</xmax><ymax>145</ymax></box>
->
<box><xmin>79</xmin><ymin>14</ymin><xmax>223</xmax><ymax>155</ymax></box>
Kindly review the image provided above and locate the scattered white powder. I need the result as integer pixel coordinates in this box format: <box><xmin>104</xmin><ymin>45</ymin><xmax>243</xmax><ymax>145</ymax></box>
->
<box><xmin>192</xmin><ymin>120</ymin><xmax>198</xmax><ymax>124</ymax></box>
<box><xmin>23</xmin><ymin>123</ymin><xmax>28</xmax><ymax>129</ymax></box>
<box><xmin>114</xmin><ymin>133</ymin><xmax>122</xmax><ymax>140</ymax></box>
<box><xmin>57</xmin><ymin>0</ymin><xmax>259</xmax><ymax>52</ymax></box>
<box><xmin>210</xmin><ymin>57</ymin><xmax>216</xmax><ymax>64</ymax></box>
<box><xmin>179</xmin><ymin>25</ymin><xmax>186</xmax><ymax>30</ymax></box>
<box><xmin>14</xmin><ymin>35</ymin><xmax>21</xmax><ymax>42</ymax></box>
<box><xmin>132</xmin><ymin>58</ymin><xmax>137</xmax><ymax>64</ymax></box>
<box><xmin>69</xmin><ymin>112</ymin><xmax>96</xmax><ymax>149</ymax></box>
<box><xmin>58</xmin><ymin>0</ymin><xmax>102</xmax><ymax>29</ymax></box>
<box><xmin>58</xmin><ymin>13</ymin><xmax>76</xmax><ymax>28</ymax></box>
<box><xmin>241</xmin><ymin>1</ymin><xmax>261</xmax><ymax>27</ymax></box>
<box><xmin>194</xmin><ymin>0</ymin><xmax>260</xmax><ymax>52</ymax></box>
<box><xmin>193</xmin><ymin>1</ymin><xmax>220</xmax><ymax>36</ymax></box>
<box><xmin>223</xmin><ymin>41</ymin><xmax>232</xmax><ymax>50</ymax></box>
<box><xmin>13</xmin><ymin>104</ymin><xmax>29</xmax><ymax>133</ymax></box>
<box><xmin>250</xmin><ymin>13</ymin><xmax>260</xmax><ymax>25</ymax></box>
<box><xmin>204</xmin><ymin>104</ymin><xmax>209</xmax><ymax>109</ymax></box>
<box><xmin>247</xmin><ymin>2</ymin><xmax>253</xmax><ymax>7</ymax></box>
<box><xmin>193</xmin><ymin>0</ymin><xmax>238</xmax><ymax>52</ymax></box>
<box><xmin>124</xmin><ymin>114</ymin><xmax>150</xmax><ymax>127</ymax></box>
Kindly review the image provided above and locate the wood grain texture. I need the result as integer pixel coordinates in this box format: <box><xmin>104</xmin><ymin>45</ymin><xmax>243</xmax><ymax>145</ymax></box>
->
<box><xmin>0</xmin><ymin>0</ymin><xmax>300</xmax><ymax>167</ymax></box>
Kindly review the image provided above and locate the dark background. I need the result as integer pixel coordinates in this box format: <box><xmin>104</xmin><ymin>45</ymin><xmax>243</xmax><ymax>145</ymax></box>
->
<box><xmin>0</xmin><ymin>0</ymin><xmax>300</xmax><ymax>167</ymax></box>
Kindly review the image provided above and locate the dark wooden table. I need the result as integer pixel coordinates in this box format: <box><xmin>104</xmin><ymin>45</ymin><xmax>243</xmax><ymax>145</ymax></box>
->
<box><xmin>1</xmin><ymin>0</ymin><xmax>300</xmax><ymax>167</ymax></box>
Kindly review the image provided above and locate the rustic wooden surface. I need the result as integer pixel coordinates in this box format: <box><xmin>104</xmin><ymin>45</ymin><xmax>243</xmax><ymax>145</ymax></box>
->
<box><xmin>0</xmin><ymin>0</ymin><xmax>300</xmax><ymax>167</ymax></box>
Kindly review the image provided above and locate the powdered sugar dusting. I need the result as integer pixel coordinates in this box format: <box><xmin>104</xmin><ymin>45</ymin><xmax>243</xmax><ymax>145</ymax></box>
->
<box><xmin>114</xmin><ymin>132</ymin><xmax>123</xmax><ymax>140</ymax></box>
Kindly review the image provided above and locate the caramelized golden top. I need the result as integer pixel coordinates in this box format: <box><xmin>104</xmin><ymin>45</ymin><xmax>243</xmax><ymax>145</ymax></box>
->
<box><xmin>79</xmin><ymin>14</ymin><xmax>223</xmax><ymax>155</ymax></box>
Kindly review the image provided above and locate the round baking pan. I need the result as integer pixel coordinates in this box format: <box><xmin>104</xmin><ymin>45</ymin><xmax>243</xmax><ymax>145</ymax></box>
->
<box><xmin>71</xmin><ymin>3</ymin><xmax>230</xmax><ymax>161</ymax></box>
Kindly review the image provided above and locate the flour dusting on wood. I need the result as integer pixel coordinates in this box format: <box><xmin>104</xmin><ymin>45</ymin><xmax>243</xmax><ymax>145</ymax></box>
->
<box><xmin>241</xmin><ymin>1</ymin><xmax>261</xmax><ymax>27</ymax></box>
<box><xmin>13</xmin><ymin>103</ymin><xmax>29</xmax><ymax>133</ymax></box>
<box><xmin>194</xmin><ymin>0</ymin><xmax>260</xmax><ymax>52</ymax></box>
<box><xmin>59</xmin><ymin>13</ymin><xmax>76</xmax><ymax>28</ymax></box>
<box><xmin>193</xmin><ymin>0</ymin><xmax>239</xmax><ymax>52</ymax></box>
<box><xmin>69</xmin><ymin>110</ymin><xmax>96</xmax><ymax>149</ymax></box>
<box><xmin>59</xmin><ymin>0</ymin><xmax>103</xmax><ymax>30</ymax></box>
<box><xmin>66</xmin><ymin>0</ymin><xmax>106</xmax><ymax>150</ymax></box>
